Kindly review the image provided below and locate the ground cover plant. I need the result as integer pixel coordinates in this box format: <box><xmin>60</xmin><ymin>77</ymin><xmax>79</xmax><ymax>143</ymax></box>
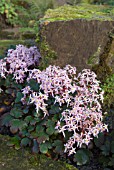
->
<box><xmin>0</xmin><ymin>44</ymin><xmax>108</xmax><ymax>166</ymax></box>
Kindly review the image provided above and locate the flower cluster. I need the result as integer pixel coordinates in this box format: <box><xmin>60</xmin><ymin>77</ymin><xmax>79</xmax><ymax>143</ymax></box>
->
<box><xmin>21</xmin><ymin>65</ymin><xmax>108</xmax><ymax>155</ymax></box>
<box><xmin>22</xmin><ymin>65</ymin><xmax>78</xmax><ymax>114</ymax></box>
<box><xmin>56</xmin><ymin>69</ymin><xmax>108</xmax><ymax>155</ymax></box>
<box><xmin>0</xmin><ymin>45</ymin><xmax>41</xmax><ymax>83</ymax></box>
<box><xmin>0</xmin><ymin>59</ymin><xmax>7</xmax><ymax>78</ymax></box>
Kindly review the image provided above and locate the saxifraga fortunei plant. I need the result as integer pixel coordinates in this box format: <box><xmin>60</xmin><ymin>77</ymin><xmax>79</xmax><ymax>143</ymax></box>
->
<box><xmin>0</xmin><ymin>45</ymin><xmax>108</xmax><ymax>163</ymax></box>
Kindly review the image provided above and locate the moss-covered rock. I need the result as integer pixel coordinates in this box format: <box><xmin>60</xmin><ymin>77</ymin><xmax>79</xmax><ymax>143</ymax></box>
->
<box><xmin>40</xmin><ymin>18</ymin><xmax>114</xmax><ymax>72</ymax></box>
<box><xmin>0</xmin><ymin>135</ymin><xmax>78</xmax><ymax>170</ymax></box>
<box><xmin>39</xmin><ymin>4</ymin><xmax>114</xmax><ymax>72</ymax></box>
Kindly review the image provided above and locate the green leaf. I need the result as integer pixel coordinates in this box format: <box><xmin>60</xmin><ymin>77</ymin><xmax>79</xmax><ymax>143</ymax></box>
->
<box><xmin>49</xmin><ymin>104</ymin><xmax>60</xmax><ymax>114</ymax></box>
<box><xmin>0</xmin><ymin>78</ymin><xmax>5</xmax><ymax>86</ymax></box>
<box><xmin>29</xmin><ymin>79</ymin><xmax>40</xmax><ymax>91</ymax></box>
<box><xmin>37</xmin><ymin>131</ymin><xmax>49</xmax><ymax>144</ymax></box>
<box><xmin>39</xmin><ymin>141</ymin><xmax>52</xmax><ymax>154</ymax></box>
<box><xmin>23</xmin><ymin>108</ymin><xmax>29</xmax><ymax>114</ymax></box>
<box><xmin>15</xmin><ymin>92</ymin><xmax>24</xmax><ymax>103</ymax></box>
<box><xmin>52</xmin><ymin>140</ymin><xmax>64</xmax><ymax>153</ymax></box>
<box><xmin>40</xmin><ymin>144</ymin><xmax>48</xmax><ymax>154</ymax></box>
<box><xmin>21</xmin><ymin>137</ymin><xmax>31</xmax><ymax>146</ymax></box>
<box><xmin>10</xmin><ymin>108</ymin><xmax>23</xmax><ymax>118</ymax></box>
<box><xmin>52</xmin><ymin>114</ymin><xmax>59</xmax><ymax>122</ymax></box>
<box><xmin>36</xmin><ymin>125</ymin><xmax>44</xmax><ymax>133</ymax></box>
<box><xmin>94</xmin><ymin>132</ymin><xmax>105</xmax><ymax>148</ymax></box>
<box><xmin>12</xmin><ymin>81</ymin><xmax>23</xmax><ymax>90</ymax></box>
<box><xmin>101</xmin><ymin>141</ymin><xmax>111</xmax><ymax>156</ymax></box>
<box><xmin>47</xmin><ymin>120</ymin><xmax>55</xmax><ymax>127</ymax></box>
<box><xmin>27</xmin><ymin>125</ymin><xmax>35</xmax><ymax>132</ymax></box>
<box><xmin>11</xmin><ymin>119</ymin><xmax>27</xmax><ymax>130</ymax></box>
<box><xmin>30</xmin><ymin>131</ymin><xmax>39</xmax><ymax>138</ymax></box>
<box><xmin>1</xmin><ymin>114</ymin><xmax>13</xmax><ymax>126</ymax></box>
<box><xmin>24</xmin><ymin>116</ymin><xmax>33</xmax><ymax>123</ymax></box>
<box><xmin>74</xmin><ymin>149</ymin><xmax>90</xmax><ymax>165</ymax></box>
<box><xmin>19</xmin><ymin>129</ymin><xmax>30</xmax><ymax>137</ymax></box>
<box><xmin>7</xmin><ymin>136</ymin><xmax>21</xmax><ymax>150</ymax></box>
<box><xmin>5</xmin><ymin>75</ymin><xmax>13</xmax><ymax>87</ymax></box>
<box><xmin>30</xmin><ymin>119</ymin><xmax>37</xmax><ymax>125</ymax></box>
<box><xmin>46</xmin><ymin>126</ymin><xmax>55</xmax><ymax>135</ymax></box>
<box><xmin>46</xmin><ymin>120</ymin><xmax>55</xmax><ymax>135</ymax></box>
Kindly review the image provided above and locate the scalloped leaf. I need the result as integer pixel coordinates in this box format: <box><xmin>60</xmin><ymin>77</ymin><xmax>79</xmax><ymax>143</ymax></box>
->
<box><xmin>52</xmin><ymin>140</ymin><xmax>64</xmax><ymax>153</ymax></box>
<box><xmin>46</xmin><ymin>119</ymin><xmax>55</xmax><ymax>135</ymax></box>
<box><xmin>39</xmin><ymin>141</ymin><xmax>52</xmax><ymax>154</ymax></box>
<box><xmin>7</xmin><ymin>136</ymin><xmax>21</xmax><ymax>150</ymax></box>
<box><xmin>24</xmin><ymin>116</ymin><xmax>33</xmax><ymax>123</ymax></box>
<box><xmin>37</xmin><ymin>131</ymin><xmax>49</xmax><ymax>144</ymax></box>
<box><xmin>49</xmin><ymin>104</ymin><xmax>60</xmax><ymax>114</ymax></box>
<box><xmin>21</xmin><ymin>137</ymin><xmax>31</xmax><ymax>146</ymax></box>
<box><xmin>10</xmin><ymin>108</ymin><xmax>23</xmax><ymax>118</ymax></box>
<box><xmin>74</xmin><ymin>149</ymin><xmax>90</xmax><ymax>165</ymax></box>
<box><xmin>15</xmin><ymin>92</ymin><xmax>24</xmax><ymax>103</ymax></box>
<box><xmin>1</xmin><ymin>113</ymin><xmax>13</xmax><ymax>126</ymax></box>
<box><xmin>10</xmin><ymin>119</ymin><xmax>27</xmax><ymax>130</ymax></box>
<box><xmin>28</xmin><ymin>79</ymin><xmax>40</xmax><ymax>91</ymax></box>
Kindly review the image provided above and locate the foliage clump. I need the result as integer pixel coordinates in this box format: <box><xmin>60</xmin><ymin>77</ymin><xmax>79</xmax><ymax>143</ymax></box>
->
<box><xmin>0</xmin><ymin>0</ymin><xmax>18</xmax><ymax>25</ymax></box>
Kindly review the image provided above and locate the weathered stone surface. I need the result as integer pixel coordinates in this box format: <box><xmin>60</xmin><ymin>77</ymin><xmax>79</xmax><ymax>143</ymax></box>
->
<box><xmin>41</xmin><ymin>19</ymin><xmax>114</xmax><ymax>72</ymax></box>
<box><xmin>0</xmin><ymin>135</ymin><xmax>78</xmax><ymax>170</ymax></box>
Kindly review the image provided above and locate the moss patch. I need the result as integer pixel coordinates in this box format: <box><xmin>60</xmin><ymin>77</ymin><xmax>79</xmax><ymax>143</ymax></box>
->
<box><xmin>92</xmin><ymin>34</ymin><xmax>114</xmax><ymax>82</ymax></box>
<box><xmin>41</xmin><ymin>4</ymin><xmax>114</xmax><ymax>22</ymax></box>
<box><xmin>0</xmin><ymin>135</ymin><xmax>78</xmax><ymax>170</ymax></box>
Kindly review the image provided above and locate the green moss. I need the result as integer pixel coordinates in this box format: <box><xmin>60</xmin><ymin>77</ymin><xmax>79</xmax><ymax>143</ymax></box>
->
<box><xmin>92</xmin><ymin>35</ymin><xmax>113</xmax><ymax>82</ymax></box>
<box><xmin>36</xmin><ymin>29</ymin><xmax>57</xmax><ymax>70</ymax></box>
<box><xmin>0</xmin><ymin>135</ymin><xmax>78</xmax><ymax>170</ymax></box>
<box><xmin>41</xmin><ymin>4</ymin><xmax>114</xmax><ymax>22</ymax></box>
<box><xmin>39</xmin><ymin>40</ymin><xmax>57</xmax><ymax>70</ymax></box>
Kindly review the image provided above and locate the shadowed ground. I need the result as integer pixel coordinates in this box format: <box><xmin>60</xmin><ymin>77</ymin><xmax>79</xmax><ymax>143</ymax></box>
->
<box><xmin>0</xmin><ymin>135</ymin><xmax>78</xmax><ymax>170</ymax></box>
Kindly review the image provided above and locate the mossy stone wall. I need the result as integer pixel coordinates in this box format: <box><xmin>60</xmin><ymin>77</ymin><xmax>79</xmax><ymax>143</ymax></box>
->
<box><xmin>40</xmin><ymin>19</ymin><xmax>114</xmax><ymax>72</ymax></box>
